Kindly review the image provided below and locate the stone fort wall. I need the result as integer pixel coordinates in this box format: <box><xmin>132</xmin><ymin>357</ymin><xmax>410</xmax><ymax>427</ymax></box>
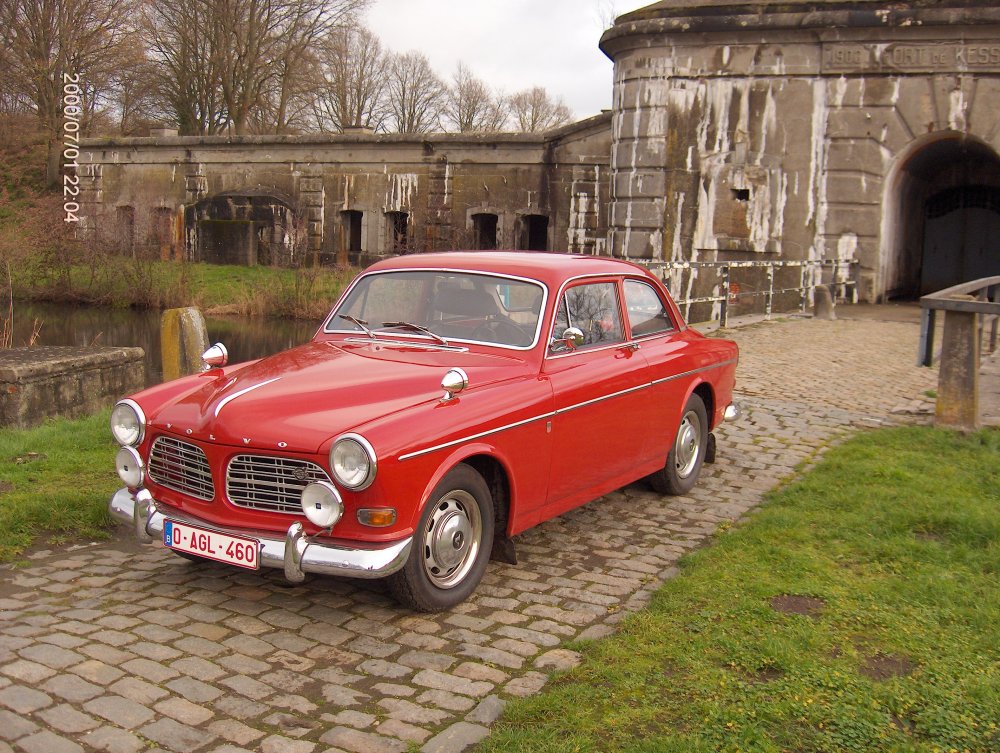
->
<box><xmin>79</xmin><ymin>1</ymin><xmax>1000</xmax><ymax>308</ymax></box>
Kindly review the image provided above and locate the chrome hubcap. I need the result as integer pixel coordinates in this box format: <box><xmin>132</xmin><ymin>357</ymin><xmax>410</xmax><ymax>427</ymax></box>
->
<box><xmin>674</xmin><ymin>410</ymin><xmax>701</xmax><ymax>478</ymax></box>
<box><xmin>422</xmin><ymin>491</ymin><xmax>481</xmax><ymax>589</ymax></box>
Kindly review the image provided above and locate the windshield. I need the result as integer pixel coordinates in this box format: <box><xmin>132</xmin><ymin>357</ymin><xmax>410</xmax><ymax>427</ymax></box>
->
<box><xmin>326</xmin><ymin>270</ymin><xmax>546</xmax><ymax>348</ymax></box>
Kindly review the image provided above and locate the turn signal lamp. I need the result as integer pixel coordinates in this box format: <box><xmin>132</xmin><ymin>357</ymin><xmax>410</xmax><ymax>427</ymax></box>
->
<box><xmin>357</xmin><ymin>508</ymin><xmax>397</xmax><ymax>527</ymax></box>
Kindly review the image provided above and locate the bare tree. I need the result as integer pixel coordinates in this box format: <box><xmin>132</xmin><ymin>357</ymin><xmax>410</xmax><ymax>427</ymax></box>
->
<box><xmin>143</xmin><ymin>0</ymin><xmax>228</xmax><ymax>135</ymax></box>
<box><xmin>312</xmin><ymin>25</ymin><xmax>388</xmax><ymax>132</ymax></box>
<box><xmin>443</xmin><ymin>62</ymin><xmax>508</xmax><ymax>133</ymax></box>
<box><xmin>211</xmin><ymin>0</ymin><xmax>369</xmax><ymax>135</ymax></box>
<box><xmin>107</xmin><ymin>44</ymin><xmax>165</xmax><ymax>135</ymax></box>
<box><xmin>384</xmin><ymin>51</ymin><xmax>446</xmax><ymax>135</ymax></box>
<box><xmin>144</xmin><ymin>0</ymin><xmax>369</xmax><ymax>136</ymax></box>
<box><xmin>509</xmin><ymin>86</ymin><xmax>573</xmax><ymax>132</ymax></box>
<box><xmin>1</xmin><ymin>0</ymin><xmax>136</xmax><ymax>185</ymax></box>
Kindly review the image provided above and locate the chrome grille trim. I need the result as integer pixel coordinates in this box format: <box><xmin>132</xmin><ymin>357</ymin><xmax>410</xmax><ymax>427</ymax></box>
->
<box><xmin>148</xmin><ymin>436</ymin><xmax>215</xmax><ymax>501</ymax></box>
<box><xmin>226</xmin><ymin>455</ymin><xmax>332</xmax><ymax>515</ymax></box>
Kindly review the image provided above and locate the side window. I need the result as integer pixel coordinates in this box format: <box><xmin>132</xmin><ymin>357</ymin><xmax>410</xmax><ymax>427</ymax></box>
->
<box><xmin>624</xmin><ymin>279</ymin><xmax>674</xmax><ymax>337</ymax></box>
<box><xmin>552</xmin><ymin>282</ymin><xmax>624</xmax><ymax>349</ymax></box>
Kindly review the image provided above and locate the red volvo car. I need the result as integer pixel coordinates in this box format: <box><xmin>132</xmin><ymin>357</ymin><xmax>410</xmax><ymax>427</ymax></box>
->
<box><xmin>110</xmin><ymin>252</ymin><xmax>739</xmax><ymax>611</ymax></box>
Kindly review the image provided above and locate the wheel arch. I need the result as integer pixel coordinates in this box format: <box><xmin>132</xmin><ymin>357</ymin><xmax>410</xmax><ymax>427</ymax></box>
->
<box><xmin>415</xmin><ymin>445</ymin><xmax>514</xmax><ymax>539</ymax></box>
<box><xmin>462</xmin><ymin>453</ymin><xmax>512</xmax><ymax>539</ymax></box>
<box><xmin>691</xmin><ymin>381</ymin><xmax>716</xmax><ymax>429</ymax></box>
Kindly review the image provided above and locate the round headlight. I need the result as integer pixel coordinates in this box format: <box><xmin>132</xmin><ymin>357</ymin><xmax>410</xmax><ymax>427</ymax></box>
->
<box><xmin>111</xmin><ymin>400</ymin><xmax>145</xmax><ymax>447</ymax></box>
<box><xmin>115</xmin><ymin>446</ymin><xmax>144</xmax><ymax>488</ymax></box>
<box><xmin>301</xmin><ymin>482</ymin><xmax>344</xmax><ymax>529</ymax></box>
<box><xmin>330</xmin><ymin>434</ymin><xmax>377</xmax><ymax>491</ymax></box>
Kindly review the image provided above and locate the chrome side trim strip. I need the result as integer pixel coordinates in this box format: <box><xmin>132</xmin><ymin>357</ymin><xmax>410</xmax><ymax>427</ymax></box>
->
<box><xmin>398</xmin><ymin>358</ymin><xmax>737</xmax><ymax>462</ymax></box>
<box><xmin>650</xmin><ymin>358</ymin><xmax>738</xmax><ymax>386</ymax></box>
<box><xmin>398</xmin><ymin>411</ymin><xmax>557</xmax><ymax>461</ymax></box>
<box><xmin>214</xmin><ymin>378</ymin><xmax>281</xmax><ymax>417</ymax></box>
<box><xmin>552</xmin><ymin>383</ymin><xmax>649</xmax><ymax>415</ymax></box>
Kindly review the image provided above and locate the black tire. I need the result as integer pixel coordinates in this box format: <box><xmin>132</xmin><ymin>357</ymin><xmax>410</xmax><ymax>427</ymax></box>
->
<box><xmin>648</xmin><ymin>393</ymin><xmax>708</xmax><ymax>496</ymax></box>
<box><xmin>387</xmin><ymin>464</ymin><xmax>494</xmax><ymax>612</ymax></box>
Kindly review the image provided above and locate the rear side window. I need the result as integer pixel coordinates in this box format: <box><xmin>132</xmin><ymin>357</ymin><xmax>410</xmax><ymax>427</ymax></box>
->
<box><xmin>552</xmin><ymin>281</ymin><xmax>624</xmax><ymax>349</ymax></box>
<box><xmin>624</xmin><ymin>279</ymin><xmax>674</xmax><ymax>337</ymax></box>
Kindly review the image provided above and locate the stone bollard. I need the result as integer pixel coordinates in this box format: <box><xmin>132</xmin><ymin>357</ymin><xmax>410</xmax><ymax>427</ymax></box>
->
<box><xmin>935</xmin><ymin>295</ymin><xmax>979</xmax><ymax>431</ymax></box>
<box><xmin>161</xmin><ymin>307</ymin><xmax>209</xmax><ymax>381</ymax></box>
<box><xmin>813</xmin><ymin>284</ymin><xmax>836</xmax><ymax>321</ymax></box>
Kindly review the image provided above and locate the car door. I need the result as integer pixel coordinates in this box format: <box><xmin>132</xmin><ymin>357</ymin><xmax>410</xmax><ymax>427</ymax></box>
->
<box><xmin>538</xmin><ymin>278</ymin><xmax>650</xmax><ymax>515</ymax></box>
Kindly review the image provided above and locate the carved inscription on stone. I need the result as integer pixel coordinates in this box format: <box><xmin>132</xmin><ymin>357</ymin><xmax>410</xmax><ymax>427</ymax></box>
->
<box><xmin>823</xmin><ymin>43</ymin><xmax>1000</xmax><ymax>73</ymax></box>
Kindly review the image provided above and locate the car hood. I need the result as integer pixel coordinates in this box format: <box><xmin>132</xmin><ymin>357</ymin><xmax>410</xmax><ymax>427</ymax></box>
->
<box><xmin>147</xmin><ymin>340</ymin><xmax>527</xmax><ymax>453</ymax></box>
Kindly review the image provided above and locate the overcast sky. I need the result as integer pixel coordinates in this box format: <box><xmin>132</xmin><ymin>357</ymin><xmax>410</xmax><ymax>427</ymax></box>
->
<box><xmin>364</xmin><ymin>0</ymin><xmax>653</xmax><ymax>120</ymax></box>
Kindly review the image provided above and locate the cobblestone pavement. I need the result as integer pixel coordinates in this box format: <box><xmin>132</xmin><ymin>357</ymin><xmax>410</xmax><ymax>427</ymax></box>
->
<box><xmin>0</xmin><ymin>315</ymin><xmax>940</xmax><ymax>753</ymax></box>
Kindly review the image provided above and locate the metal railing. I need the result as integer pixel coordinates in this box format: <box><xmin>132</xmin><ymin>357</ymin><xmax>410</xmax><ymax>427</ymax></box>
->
<box><xmin>917</xmin><ymin>276</ymin><xmax>1000</xmax><ymax>367</ymax></box>
<box><xmin>640</xmin><ymin>259</ymin><xmax>857</xmax><ymax>328</ymax></box>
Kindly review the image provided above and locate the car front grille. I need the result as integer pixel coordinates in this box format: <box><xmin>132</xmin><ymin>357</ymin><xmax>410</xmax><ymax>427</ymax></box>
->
<box><xmin>148</xmin><ymin>436</ymin><xmax>215</xmax><ymax>501</ymax></box>
<box><xmin>226</xmin><ymin>455</ymin><xmax>331</xmax><ymax>515</ymax></box>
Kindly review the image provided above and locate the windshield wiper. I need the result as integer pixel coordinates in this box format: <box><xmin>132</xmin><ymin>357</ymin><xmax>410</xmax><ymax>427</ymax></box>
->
<box><xmin>339</xmin><ymin>315</ymin><xmax>375</xmax><ymax>339</ymax></box>
<box><xmin>381</xmin><ymin>321</ymin><xmax>449</xmax><ymax>346</ymax></box>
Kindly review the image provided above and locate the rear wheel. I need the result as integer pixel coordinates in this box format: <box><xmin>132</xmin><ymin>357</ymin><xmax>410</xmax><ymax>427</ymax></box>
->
<box><xmin>648</xmin><ymin>393</ymin><xmax>708</xmax><ymax>496</ymax></box>
<box><xmin>387</xmin><ymin>464</ymin><xmax>494</xmax><ymax>612</ymax></box>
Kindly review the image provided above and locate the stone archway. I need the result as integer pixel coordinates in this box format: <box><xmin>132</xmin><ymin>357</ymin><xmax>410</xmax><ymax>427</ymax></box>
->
<box><xmin>883</xmin><ymin>134</ymin><xmax>1000</xmax><ymax>298</ymax></box>
<box><xmin>185</xmin><ymin>189</ymin><xmax>298</xmax><ymax>266</ymax></box>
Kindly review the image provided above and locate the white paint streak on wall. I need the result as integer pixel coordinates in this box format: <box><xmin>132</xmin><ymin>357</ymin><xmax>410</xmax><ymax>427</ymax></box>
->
<box><xmin>567</xmin><ymin>191</ymin><xmax>587</xmax><ymax>252</ymax></box>
<box><xmin>949</xmin><ymin>86</ymin><xmax>967</xmax><ymax>131</ymax></box>
<box><xmin>385</xmin><ymin>173</ymin><xmax>418</xmax><ymax>211</ymax></box>
<box><xmin>671</xmin><ymin>193</ymin><xmax>686</xmax><ymax>264</ymax></box>
<box><xmin>834</xmin><ymin>76</ymin><xmax>848</xmax><ymax>108</ymax></box>
<box><xmin>837</xmin><ymin>232</ymin><xmax>858</xmax><ymax>262</ymax></box>
<box><xmin>342</xmin><ymin>174</ymin><xmax>354</xmax><ymax>209</ymax></box>
<box><xmin>806</xmin><ymin>79</ymin><xmax>829</xmax><ymax>251</ymax></box>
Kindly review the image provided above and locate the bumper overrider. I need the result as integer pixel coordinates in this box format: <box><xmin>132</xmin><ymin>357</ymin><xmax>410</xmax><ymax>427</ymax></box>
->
<box><xmin>109</xmin><ymin>487</ymin><xmax>413</xmax><ymax>583</ymax></box>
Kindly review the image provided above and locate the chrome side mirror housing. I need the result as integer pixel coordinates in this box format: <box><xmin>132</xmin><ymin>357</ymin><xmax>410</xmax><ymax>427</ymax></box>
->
<box><xmin>441</xmin><ymin>368</ymin><xmax>469</xmax><ymax>401</ymax></box>
<box><xmin>550</xmin><ymin>326</ymin><xmax>585</xmax><ymax>352</ymax></box>
<box><xmin>201</xmin><ymin>343</ymin><xmax>229</xmax><ymax>370</ymax></box>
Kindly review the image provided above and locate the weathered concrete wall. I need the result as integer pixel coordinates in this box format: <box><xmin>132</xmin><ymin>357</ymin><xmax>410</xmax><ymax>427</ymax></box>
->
<box><xmin>601</xmin><ymin>0</ymin><xmax>1000</xmax><ymax>302</ymax></box>
<box><xmin>0</xmin><ymin>346</ymin><xmax>145</xmax><ymax>428</ymax></box>
<box><xmin>78</xmin><ymin>115</ymin><xmax>612</xmax><ymax>266</ymax></box>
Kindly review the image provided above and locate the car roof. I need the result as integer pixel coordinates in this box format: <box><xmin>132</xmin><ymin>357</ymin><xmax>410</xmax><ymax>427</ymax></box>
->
<box><xmin>364</xmin><ymin>251</ymin><xmax>654</xmax><ymax>288</ymax></box>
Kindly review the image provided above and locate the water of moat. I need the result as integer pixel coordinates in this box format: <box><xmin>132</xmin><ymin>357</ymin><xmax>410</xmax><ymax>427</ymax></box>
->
<box><xmin>9</xmin><ymin>301</ymin><xmax>320</xmax><ymax>385</ymax></box>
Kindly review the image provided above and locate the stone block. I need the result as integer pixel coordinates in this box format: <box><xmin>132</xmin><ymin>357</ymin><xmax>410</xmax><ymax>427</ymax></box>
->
<box><xmin>936</xmin><ymin>302</ymin><xmax>980</xmax><ymax>430</ymax></box>
<box><xmin>160</xmin><ymin>307</ymin><xmax>209</xmax><ymax>382</ymax></box>
<box><xmin>0</xmin><ymin>346</ymin><xmax>144</xmax><ymax>429</ymax></box>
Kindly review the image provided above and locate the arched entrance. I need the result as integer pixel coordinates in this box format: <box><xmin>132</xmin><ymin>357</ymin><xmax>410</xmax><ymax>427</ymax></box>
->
<box><xmin>185</xmin><ymin>189</ymin><xmax>298</xmax><ymax>266</ymax></box>
<box><xmin>883</xmin><ymin>135</ymin><xmax>1000</xmax><ymax>298</ymax></box>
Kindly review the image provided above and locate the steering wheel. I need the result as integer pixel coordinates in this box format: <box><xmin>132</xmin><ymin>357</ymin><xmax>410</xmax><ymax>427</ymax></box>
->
<box><xmin>472</xmin><ymin>318</ymin><xmax>528</xmax><ymax>346</ymax></box>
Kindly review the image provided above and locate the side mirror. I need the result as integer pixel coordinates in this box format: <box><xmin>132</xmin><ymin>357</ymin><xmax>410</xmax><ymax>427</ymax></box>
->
<box><xmin>441</xmin><ymin>368</ymin><xmax>469</xmax><ymax>401</ymax></box>
<box><xmin>201</xmin><ymin>343</ymin><xmax>229</xmax><ymax>370</ymax></box>
<box><xmin>550</xmin><ymin>327</ymin><xmax>584</xmax><ymax>352</ymax></box>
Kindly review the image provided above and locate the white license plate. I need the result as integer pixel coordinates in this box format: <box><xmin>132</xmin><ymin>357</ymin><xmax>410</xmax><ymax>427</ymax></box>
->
<box><xmin>164</xmin><ymin>520</ymin><xmax>259</xmax><ymax>570</ymax></box>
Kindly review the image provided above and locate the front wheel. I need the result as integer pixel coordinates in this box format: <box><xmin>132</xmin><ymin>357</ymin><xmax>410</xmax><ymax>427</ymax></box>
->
<box><xmin>648</xmin><ymin>393</ymin><xmax>708</xmax><ymax>496</ymax></box>
<box><xmin>387</xmin><ymin>464</ymin><xmax>494</xmax><ymax>612</ymax></box>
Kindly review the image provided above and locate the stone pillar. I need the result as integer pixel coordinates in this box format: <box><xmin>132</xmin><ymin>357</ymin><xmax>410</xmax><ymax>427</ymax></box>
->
<box><xmin>161</xmin><ymin>307</ymin><xmax>209</xmax><ymax>382</ymax></box>
<box><xmin>298</xmin><ymin>174</ymin><xmax>325</xmax><ymax>265</ymax></box>
<box><xmin>935</xmin><ymin>296</ymin><xmax>979</xmax><ymax>431</ymax></box>
<box><xmin>813</xmin><ymin>285</ymin><xmax>836</xmax><ymax>320</ymax></box>
<box><xmin>77</xmin><ymin>161</ymin><xmax>103</xmax><ymax>240</ymax></box>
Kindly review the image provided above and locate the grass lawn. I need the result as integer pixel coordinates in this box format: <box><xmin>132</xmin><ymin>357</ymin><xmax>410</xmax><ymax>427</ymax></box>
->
<box><xmin>14</xmin><ymin>260</ymin><xmax>359</xmax><ymax>319</ymax></box>
<box><xmin>0</xmin><ymin>411</ymin><xmax>118</xmax><ymax>562</ymax></box>
<box><xmin>481</xmin><ymin>426</ymin><xmax>1000</xmax><ymax>753</ymax></box>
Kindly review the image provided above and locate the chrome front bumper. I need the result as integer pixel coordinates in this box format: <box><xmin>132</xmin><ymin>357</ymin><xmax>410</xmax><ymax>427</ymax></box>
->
<box><xmin>109</xmin><ymin>487</ymin><xmax>412</xmax><ymax>583</ymax></box>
